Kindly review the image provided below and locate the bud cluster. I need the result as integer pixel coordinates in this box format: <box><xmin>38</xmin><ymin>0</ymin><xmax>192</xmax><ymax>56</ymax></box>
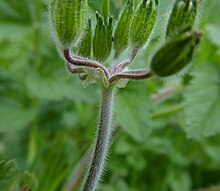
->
<box><xmin>48</xmin><ymin>0</ymin><xmax>202</xmax><ymax>87</ymax></box>
<box><xmin>114</xmin><ymin>0</ymin><xmax>159</xmax><ymax>57</ymax></box>
<box><xmin>49</xmin><ymin>0</ymin><xmax>159</xmax><ymax>61</ymax></box>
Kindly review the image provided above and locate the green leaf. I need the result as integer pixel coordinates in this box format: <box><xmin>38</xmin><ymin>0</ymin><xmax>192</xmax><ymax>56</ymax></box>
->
<box><xmin>0</xmin><ymin>99</ymin><xmax>36</xmax><ymax>133</ymax></box>
<box><xmin>0</xmin><ymin>160</ymin><xmax>20</xmax><ymax>190</ymax></box>
<box><xmin>206</xmin><ymin>24</ymin><xmax>220</xmax><ymax>48</ymax></box>
<box><xmin>202</xmin><ymin>0</ymin><xmax>220</xmax><ymax>24</ymax></box>
<box><xmin>20</xmin><ymin>171</ymin><xmax>38</xmax><ymax>191</ymax></box>
<box><xmin>167</xmin><ymin>169</ymin><xmax>191</xmax><ymax>191</ymax></box>
<box><xmin>0</xmin><ymin>160</ymin><xmax>38</xmax><ymax>191</ymax></box>
<box><xmin>203</xmin><ymin>140</ymin><xmax>220</xmax><ymax>164</ymax></box>
<box><xmin>25</xmin><ymin>74</ymin><xmax>97</xmax><ymax>103</ymax></box>
<box><xmin>115</xmin><ymin>81</ymin><xmax>152</xmax><ymax>141</ymax></box>
<box><xmin>185</xmin><ymin>63</ymin><xmax>220</xmax><ymax>139</ymax></box>
<box><xmin>0</xmin><ymin>0</ymin><xmax>32</xmax><ymax>24</ymax></box>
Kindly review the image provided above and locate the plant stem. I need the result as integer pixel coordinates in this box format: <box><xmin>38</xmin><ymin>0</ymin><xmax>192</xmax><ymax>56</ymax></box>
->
<box><xmin>28</xmin><ymin>118</ymin><xmax>38</xmax><ymax>167</ymax></box>
<box><xmin>64</xmin><ymin>126</ymin><xmax>119</xmax><ymax>191</ymax></box>
<box><xmin>82</xmin><ymin>88</ymin><xmax>115</xmax><ymax>191</ymax></box>
<box><xmin>28</xmin><ymin>0</ymin><xmax>41</xmax><ymax>168</ymax></box>
<box><xmin>152</xmin><ymin>103</ymin><xmax>185</xmax><ymax>119</ymax></box>
<box><xmin>134</xmin><ymin>0</ymin><xmax>139</xmax><ymax>8</ymax></box>
<box><xmin>101</xmin><ymin>0</ymin><xmax>110</xmax><ymax>24</ymax></box>
<box><xmin>64</xmin><ymin>49</ymin><xmax>110</xmax><ymax>78</ymax></box>
<box><xmin>34</xmin><ymin>0</ymin><xmax>41</xmax><ymax>69</ymax></box>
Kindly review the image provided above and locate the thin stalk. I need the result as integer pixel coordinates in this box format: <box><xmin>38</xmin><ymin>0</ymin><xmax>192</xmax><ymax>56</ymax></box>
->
<box><xmin>28</xmin><ymin>118</ymin><xmax>38</xmax><ymax>167</ymax></box>
<box><xmin>151</xmin><ymin>88</ymin><xmax>173</xmax><ymax>103</ymax></box>
<box><xmin>64</xmin><ymin>49</ymin><xmax>110</xmax><ymax>79</ymax></box>
<box><xmin>109</xmin><ymin>70</ymin><xmax>153</xmax><ymax>83</ymax></box>
<box><xmin>113</xmin><ymin>50</ymin><xmax>138</xmax><ymax>73</ymax></box>
<box><xmin>64</xmin><ymin>126</ymin><xmax>120</xmax><ymax>191</ymax></box>
<box><xmin>82</xmin><ymin>88</ymin><xmax>115</xmax><ymax>191</ymax></box>
<box><xmin>152</xmin><ymin>103</ymin><xmax>185</xmax><ymax>119</ymax></box>
<box><xmin>101</xmin><ymin>0</ymin><xmax>110</xmax><ymax>24</ymax></box>
<box><xmin>28</xmin><ymin>0</ymin><xmax>41</xmax><ymax>168</ymax></box>
<box><xmin>34</xmin><ymin>0</ymin><xmax>41</xmax><ymax>69</ymax></box>
<box><xmin>134</xmin><ymin>0</ymin><xmax>139</xmax><ymax>8</ymax></box>
<box><xmin>67</xmin><ymin>63</ymin><xmax>86</xmax><ymax>74</ymax></box>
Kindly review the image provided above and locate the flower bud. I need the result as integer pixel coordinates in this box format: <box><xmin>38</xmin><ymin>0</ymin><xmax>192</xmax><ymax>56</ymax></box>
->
<box><xmin>93</xmin><ymin>12</ymin><xmax>113</xmax><ymax>62</ymax></box>
<box><xmin>114</xmin><ymin>1</ymin><xmax>134</xmax><ymax>57</ymax></box>
<box><xmin>151</xmin><ymin>29</ymin><xmax>202</xmax><ymax>77</ymax></box>
<box><xmin>49</xmin><ymin>0</ymin><xmax>88</xmax><ymax>48</ymax></box>
<box><xmin>130</xmin><ymin>0</ymin><xmax>159</xmax><ymax>50</ymax></box>
<box><xmin>77</xmin><ymin>18</ymin><xmax>92</xmax><ymax>58</ymax></box>
<box><xmin>166</xmin><ymin>0</ymin><xmax>200</xmax><ymax>38</ymax></box>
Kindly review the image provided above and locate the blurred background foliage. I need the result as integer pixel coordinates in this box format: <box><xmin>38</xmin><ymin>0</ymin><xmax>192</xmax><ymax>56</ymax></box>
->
<box><xmin>0</xmin><ymin>0</ymin><xmax>220</xmax><ymax>190</ymax></box>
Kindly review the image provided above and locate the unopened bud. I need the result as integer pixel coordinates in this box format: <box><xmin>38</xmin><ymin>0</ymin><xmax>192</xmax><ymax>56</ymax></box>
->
<box><xmin>151</xmin><ymin>29</ymin><xmax>202</xmax><ymax>77</ymax></box>
<box><xmin>77</xmin><ymin>18</ymin><xmax>92</xmax><ymax>58</ymax></box>
<box><xmin>166</xmin><ymin>0</ymin><xmax>200</xmax><ymax>38</ymax></box>
<box><xmin>49</xmin><ymin>0</ymin><xmax>88</xmax><ymax>48</ymax></box>
<box><xmin>130</xmin><ymin>0</ymin><xmax>159</xmax><ymax>50</ymax></box>
<box><xmin>93</xmin><ymin>12</ymin><xmax>113</xmax><ymax>62</ymax></box>
<box><xmin>114</xmin><ymin>1</ymin><xmax>134</xmax><ymax>57</ymax></box>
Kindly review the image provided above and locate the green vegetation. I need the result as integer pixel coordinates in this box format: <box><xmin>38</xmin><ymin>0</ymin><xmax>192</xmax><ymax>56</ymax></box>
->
<box><xmin>0</xmin><ymin>0</ymin><xmax>220</xmax><ymax>191</ymax></box>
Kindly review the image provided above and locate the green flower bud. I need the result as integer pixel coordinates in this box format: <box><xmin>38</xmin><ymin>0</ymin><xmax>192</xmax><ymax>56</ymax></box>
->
<box><xmin>114</xmin><ymin>1</ymin><xmax>134</xmax><ymax>57</ymax></box>
<box><xmin>166</xmin><ymin>0</ymin><xmax>200</xmax><ymax>38</ymax></box>
<box><xmin>130</xmin><ymin>0</ymin><xmax>159</xmax><ymax>50</ymax></box>
<box><xmin>93</xmin><ymin>12</ymin><xmax>113</xmax><ymax>62</ymax></box>
<box><xmin>77</xmin><ymin>18</ymin><xmax>92</xmax><ymax>58</ymax></box>
<box><xmin>49</xmin><ymin>0</ymin><xmax>88</xmax><ymax>48</ymax></box>
<box><xmin>151</xmin><ymin>29</ymin><xmax>202</xmax><ymax>77</ymax></box>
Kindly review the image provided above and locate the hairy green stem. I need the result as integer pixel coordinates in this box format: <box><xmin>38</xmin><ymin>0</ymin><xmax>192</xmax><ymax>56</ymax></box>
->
<box><xmin>102</xmin><ymin>0</ymin><xmax>110</xmax><ymax>24</ymax></box>
<box><xmin>82</xmin><ymin>88</ymin><xmax>115</xmax><ymax>191</ymax></box>
<box><xmin>64</xmin><ymin>126</ymin><xmax>119</xmax><ymax>191</ymax></box>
